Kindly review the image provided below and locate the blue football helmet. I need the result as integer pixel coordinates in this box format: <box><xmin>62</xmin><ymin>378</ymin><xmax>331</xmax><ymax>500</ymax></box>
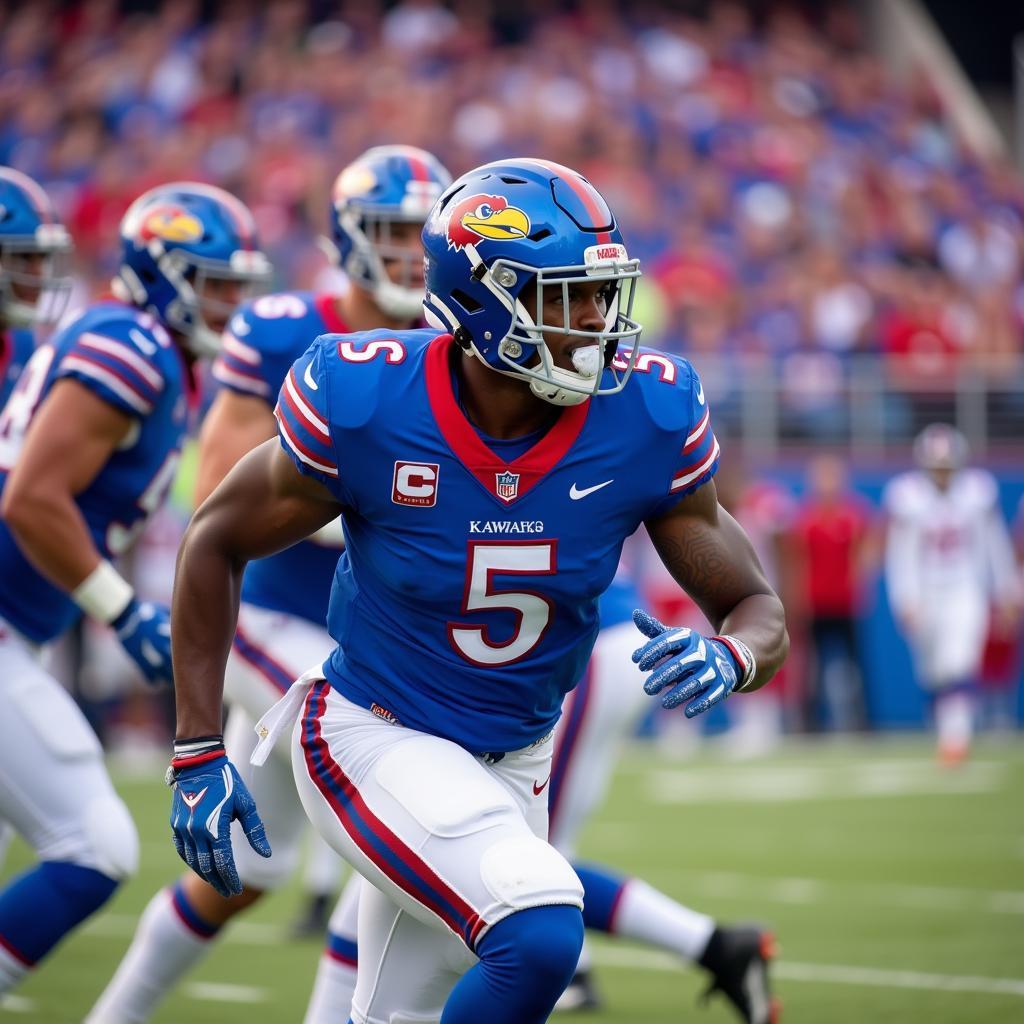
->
<box><xmin>326</xmin><ymin>145</ymin><xmax>451</xmax><ymax>321</ymax></box>
<box><xmin>0</xmin><ymin>166</ymin><xmax>72</xmax><ymax>328</ymax></box>
<box><xmin>422</xmin><ymin>158</ymin><xmax>642</xmax><ymax>407</ymax></box>
<box><xmin>112</xmin><ymin>182</ymin><xmax>272</xmax><ymax>358</ymax></box>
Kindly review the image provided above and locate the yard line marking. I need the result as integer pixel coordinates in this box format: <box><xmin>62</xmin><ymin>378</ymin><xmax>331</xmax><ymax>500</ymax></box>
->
<box><xmin>0</xmin><ymin>995</ymin><xmax>34</xmax><ymax>1013</ymax></box>
<box><xmin>658</xmin><ymin>870</ymin><xmax>1024</xmax><ymax>915</ymax></box>
<box><xmin>184</xmin><ymin>982</ymin><xmax>267</xmax><ymax>1003</ymax></box>
<box><xmin>647</xmin><ymin>760</ymin><xmax>1006</xmax><ymax>804</ymax></box>
<box><xmin>589</xmin><ymin>947</ymin><xmax>1024</xmax><ymax>997</ymax></box>
<box><xmin>774</xmin><ymin>962</ymin><xmax>1024</xmax><ymax>997</ymax></box>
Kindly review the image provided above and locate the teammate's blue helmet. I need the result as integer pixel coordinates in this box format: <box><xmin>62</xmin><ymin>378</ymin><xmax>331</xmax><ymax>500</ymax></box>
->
<box><xmin>327</xmin><ymin>145</ymin><xmax>451</xmax><ymax>321</ymax></box>
<box><xmin>112</xmin><ymin>182</ymin><xmax>271</xmax><ymax>358</ymax></box>
<box><xmin>0</xmin><ymin>167</ymin><xmax>72</xmax><ymax>328</ymax></box>
<box><xmin>422</xmin><ymin>158</ymin><xmax>642</xmax><ymax>407</ymax></box>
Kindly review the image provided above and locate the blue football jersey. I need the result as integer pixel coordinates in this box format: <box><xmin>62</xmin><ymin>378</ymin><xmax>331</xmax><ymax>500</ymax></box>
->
<box><xmin>0</xmin><ymin>327</ymin><xmax>35</xmax><ymax>409</ymax></box>
<box><xmin>0</xmin><ymin>301</ymin><xmax>192</xmax><ymax>643</ymax></box>
<box><xmin>213</xmin><ymin>291</ymin><xmax>348</xmax><ymax>625</ymax></box>
<box><xmin>276</xmin><ymin>330</ymin><xmax>720</xmax><ymax>754</ymax></box>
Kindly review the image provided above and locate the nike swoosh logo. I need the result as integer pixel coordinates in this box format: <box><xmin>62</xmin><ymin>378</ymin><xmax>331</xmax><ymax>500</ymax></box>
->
<box><xmin>532</xmin><ymin>776</ymin><xmax>550</xmax><ymax>796</ymax></box>
<box><xmin>182</xmin><ymin>787</ymin><xmax>208</xmax><ymax>810</ymax></box>
<box><xmin>303</xmin><ymin>363</ymin><xmax>319</xmax><ymax>390</ymax></box>
<box><xmin>696</xmin><ymin>383</ymin><xmax>705</xmax><ymax>405</ymax></box>
<box><xmin>569</xmin><ymin>480</ymin><xmax>613</xmax><ymax>500</ymax></box>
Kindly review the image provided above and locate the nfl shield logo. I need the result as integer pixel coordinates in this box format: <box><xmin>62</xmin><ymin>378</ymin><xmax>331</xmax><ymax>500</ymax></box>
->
<box><xmin>495</xmin><ymin>470</ymin><xmax>520</xmax><ymax>502</ymax></box>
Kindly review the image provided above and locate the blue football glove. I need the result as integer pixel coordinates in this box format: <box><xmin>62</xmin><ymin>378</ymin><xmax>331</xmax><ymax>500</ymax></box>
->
<box><xmin>168</xmin><ymin>754</ymin><xmax>271</xmax><ymax>898</ymax></box>
<box><xmin>111</xmin><ymin>599</ymin><xmax>173</xmax><ymax>688</ymax></box>
<box><xmin>632</xmin><ymin>609</ymin><xmax>740</xmax><ymax>719</ymax></box>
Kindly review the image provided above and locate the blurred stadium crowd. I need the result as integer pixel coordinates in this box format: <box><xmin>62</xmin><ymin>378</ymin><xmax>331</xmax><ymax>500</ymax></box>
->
<box><xmin>4</xmin><ymin>0</ymin><xmax>1024</xmax><ymax>380</ymax></box>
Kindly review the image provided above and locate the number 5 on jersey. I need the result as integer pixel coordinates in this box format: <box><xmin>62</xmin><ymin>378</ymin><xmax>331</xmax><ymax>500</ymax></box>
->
<box><xmin>448</xmin><ymin>541</ymin><xmax>557</xmax><ymax>666</ymax></box>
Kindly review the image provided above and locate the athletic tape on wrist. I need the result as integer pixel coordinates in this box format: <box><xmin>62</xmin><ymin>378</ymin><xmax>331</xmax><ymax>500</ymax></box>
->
<box><xmin>173</xmin><ymin>735</ymin><xmax>225</xmax><ymax>758</ymax></box>
<box><xmin>714</xmin><ymin>634</ymin><xmax>757</xmax><ymax>691</ymax></box>
<box><xmin>72</xmin><ymin>561</ymin><xmax>134</xmax><ymax>624</ymax></box>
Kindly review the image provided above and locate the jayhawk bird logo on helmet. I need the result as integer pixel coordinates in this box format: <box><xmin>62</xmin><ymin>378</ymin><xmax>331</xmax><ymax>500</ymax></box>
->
<box><xmin>446</xmin><ymin>195</ymin><xmax>531</xmax><ymax>251</ymax></box>
<box><xmin>139</xmin><ymin>207</ymin><xmax>205</xmax><ymax>244</ymax></box>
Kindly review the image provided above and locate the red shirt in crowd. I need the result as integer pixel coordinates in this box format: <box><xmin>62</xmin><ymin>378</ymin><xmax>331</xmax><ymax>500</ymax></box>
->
<box><xmin>795</xmin><ymin>495</ymin><xmax>872</xmax><ymax>617</ymax></box>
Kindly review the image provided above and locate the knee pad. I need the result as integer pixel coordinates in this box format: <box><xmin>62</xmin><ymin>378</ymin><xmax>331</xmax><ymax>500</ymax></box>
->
<box><xmin>80</xmin><ymin>794</ymin><xmax>139</xmax><ymax>880</ymax></box>
<box><xmin>479</xmin><ymin>836</ymin><xmax>583</xmax><ymax>915</ymax></box>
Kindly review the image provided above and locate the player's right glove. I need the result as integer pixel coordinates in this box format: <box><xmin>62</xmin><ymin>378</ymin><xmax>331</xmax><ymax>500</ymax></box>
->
<box><xmin>111</xmin><ymin>598</ymin><xmax>173</xmax><ymax>687</ymax></box>
<box><xmin>167</xmin><ymin>744</ymin><xmax>271</xmax><ymax>898</ymax></box>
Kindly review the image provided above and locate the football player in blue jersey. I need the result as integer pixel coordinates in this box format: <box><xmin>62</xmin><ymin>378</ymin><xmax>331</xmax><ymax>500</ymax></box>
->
<box><xmin>0</xmin><ymin>182</ymin><xmax>269</xmax><ymax>995</ymax></box>
<box><xmin>0</xmin><ymin>167</ymin><xmax>73</xmax><ymax>408</ymax></box>
<box><xmin>166</xmin><ymin>158</ymin><xmax>788</xmax><ymax>1024</ymax></box>
<box><xmin>86</xmin><ymin>145</ymin><xmax>452</xmax><ymax>1024</ymax></box>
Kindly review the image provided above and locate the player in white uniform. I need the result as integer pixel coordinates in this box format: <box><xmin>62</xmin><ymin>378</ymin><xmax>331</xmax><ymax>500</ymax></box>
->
<box><xmin>0</xmin><ymin>181</ymin><xmax>269</xmax><ymax>994</ymax></box>
<box><xmin>87</xmin><ymin>146</ymin><xmax>450</xmax><ymax>1024</ymax></box>
<box><xmin>884</xmin><ymin>424</ymin><xmax>1021</xmax><ymax>764</ymax></box>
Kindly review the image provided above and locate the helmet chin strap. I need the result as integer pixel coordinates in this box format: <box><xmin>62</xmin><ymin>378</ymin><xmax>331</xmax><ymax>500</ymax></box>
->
<box><xmin>186</xmin><ymin>322</ymin><xmax>222</xmax><ymax>359</ymax></box>
<box><xmin>528</xmin><ymin>372</ymin><xmax>591</xmax><ymax>407</ymax></box>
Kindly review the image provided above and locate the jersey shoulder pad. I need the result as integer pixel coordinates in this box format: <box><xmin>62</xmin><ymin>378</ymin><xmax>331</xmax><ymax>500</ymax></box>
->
<box><xmin>617</xmin><ymin>347</ymin><xmax>720</xmax><ymax>508</ymax></box>
<box><xmin>216</xmin><ymin>292</ymin><xmax>325</xmax><ymax>399</ymax></box>
<box><xmin>626</xmin><ymin>347</ymin><xmax>700</xmax><ymax>433</ymax></box>
<box><xmin>321</xmin><ymin>327</ymin><xmax>431</xmax><ymax>429</ymax></box>
<box><xmin>54</xmin><ymin>302</ymin><xmax>176</xmax><ymax>417</ymax></box>
<box><xmin>226</xmin><ymin>292</ymin><xmax>321</xmax><ymax>355</ymax></box>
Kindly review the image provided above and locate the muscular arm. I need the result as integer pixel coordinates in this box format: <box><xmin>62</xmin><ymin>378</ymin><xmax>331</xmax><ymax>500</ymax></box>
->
<box><xmin>645</xmin><ymin>479</ymin><xmax>788</xmax><ymax>691</ymax></box>
<box><xmin>172</xmin><ymin>439</ymin><xmax>343</xmax><ymax>738</ymax></box>
<box><xmin>194</xmin><ymin>390</ymin><xmax>277</xmax><ymax>505</ymax></box>
<box><xmin>0</xmin><ymin>379</ymin><xmax>131</xmax><ymax>591</ymax></box>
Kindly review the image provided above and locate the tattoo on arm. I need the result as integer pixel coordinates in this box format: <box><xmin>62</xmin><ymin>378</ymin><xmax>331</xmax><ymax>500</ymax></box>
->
<box><xmin>651</xmin><ymin>525</ymin><xmax>749</xmax><ymax>613</ymax></box>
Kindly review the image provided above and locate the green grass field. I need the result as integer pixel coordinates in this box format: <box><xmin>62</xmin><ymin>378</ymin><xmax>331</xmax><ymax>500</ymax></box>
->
<box><xmin>2</xmin><ymin>736</ymin><xmax>1022</xmax><ymax>1023</ymax></box>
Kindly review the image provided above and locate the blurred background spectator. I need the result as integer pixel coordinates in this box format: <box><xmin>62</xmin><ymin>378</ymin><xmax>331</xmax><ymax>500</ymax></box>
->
<box><xmin>792</xmin><ymin>453</ymin><xmax>877</xmax><ymax>732</ymax></box>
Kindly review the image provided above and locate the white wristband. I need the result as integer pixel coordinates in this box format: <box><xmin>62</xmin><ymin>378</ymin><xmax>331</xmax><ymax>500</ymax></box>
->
<box><xmin>72</xmin><ymin>561</ymin><xmax>135</xmax><ymax>624</ymax></box>
<box><xmin>715</xmin><ymin>634</ymin><xmax>757</xmax><ymax>692</ymax></box>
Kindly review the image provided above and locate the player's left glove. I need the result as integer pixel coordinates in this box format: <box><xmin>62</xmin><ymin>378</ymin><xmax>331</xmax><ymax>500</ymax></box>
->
<box><xmin>111</xmin><ymin>598</ymin><xmax>173</xmax><ymax>688</ymax></box>
<box><xmin>167</xmin><ymin>745</ymin><xmax>271</xmax><ymax>898</ymax></box>
<box><xmin>632</xmin><ymin>610</ymin><xmax>750</xmax><ymax>719</ymax></box>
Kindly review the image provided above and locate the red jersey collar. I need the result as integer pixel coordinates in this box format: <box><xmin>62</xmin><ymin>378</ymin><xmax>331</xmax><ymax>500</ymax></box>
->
<box><xmin>425</xmin><ymin>333</ymin><xmax>589</xmax><ymax>507</ymax></box>
<box><xmin>315</xmin><ymin>293</ymin><xmax>350</xmax><ymax>335</ymax></box>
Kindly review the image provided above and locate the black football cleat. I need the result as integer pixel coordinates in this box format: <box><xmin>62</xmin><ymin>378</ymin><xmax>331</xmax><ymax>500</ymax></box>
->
<box><xmin>698</xmin><ymin>925</ymin><xmax>780</xmax><ymax>1024</ymax></box>
<box><xmin>554</xmin><ymin>968</ymin><xmax>603</xmax><ymax>1012</ymax></box>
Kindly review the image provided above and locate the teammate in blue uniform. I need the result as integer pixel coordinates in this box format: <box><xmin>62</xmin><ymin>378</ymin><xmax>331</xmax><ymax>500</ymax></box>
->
<box><xmin>87</xmin><ymin>145</ymin><xmax>451</xmax><ymax>1024</ymax></box>
<box><xmin>167</xmin><ymin>159</ymin><xmax>788</xmax><ymax>1024</ymax></box>
<box><xmin>0</xmin><ymin>167</ymin><xmax>73</xmax><ymax>409</ymax></box>
<box><xmin>0</xmin><ymin>182</ymin><xmax>269</xmax><ymax>995</ymax></box>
